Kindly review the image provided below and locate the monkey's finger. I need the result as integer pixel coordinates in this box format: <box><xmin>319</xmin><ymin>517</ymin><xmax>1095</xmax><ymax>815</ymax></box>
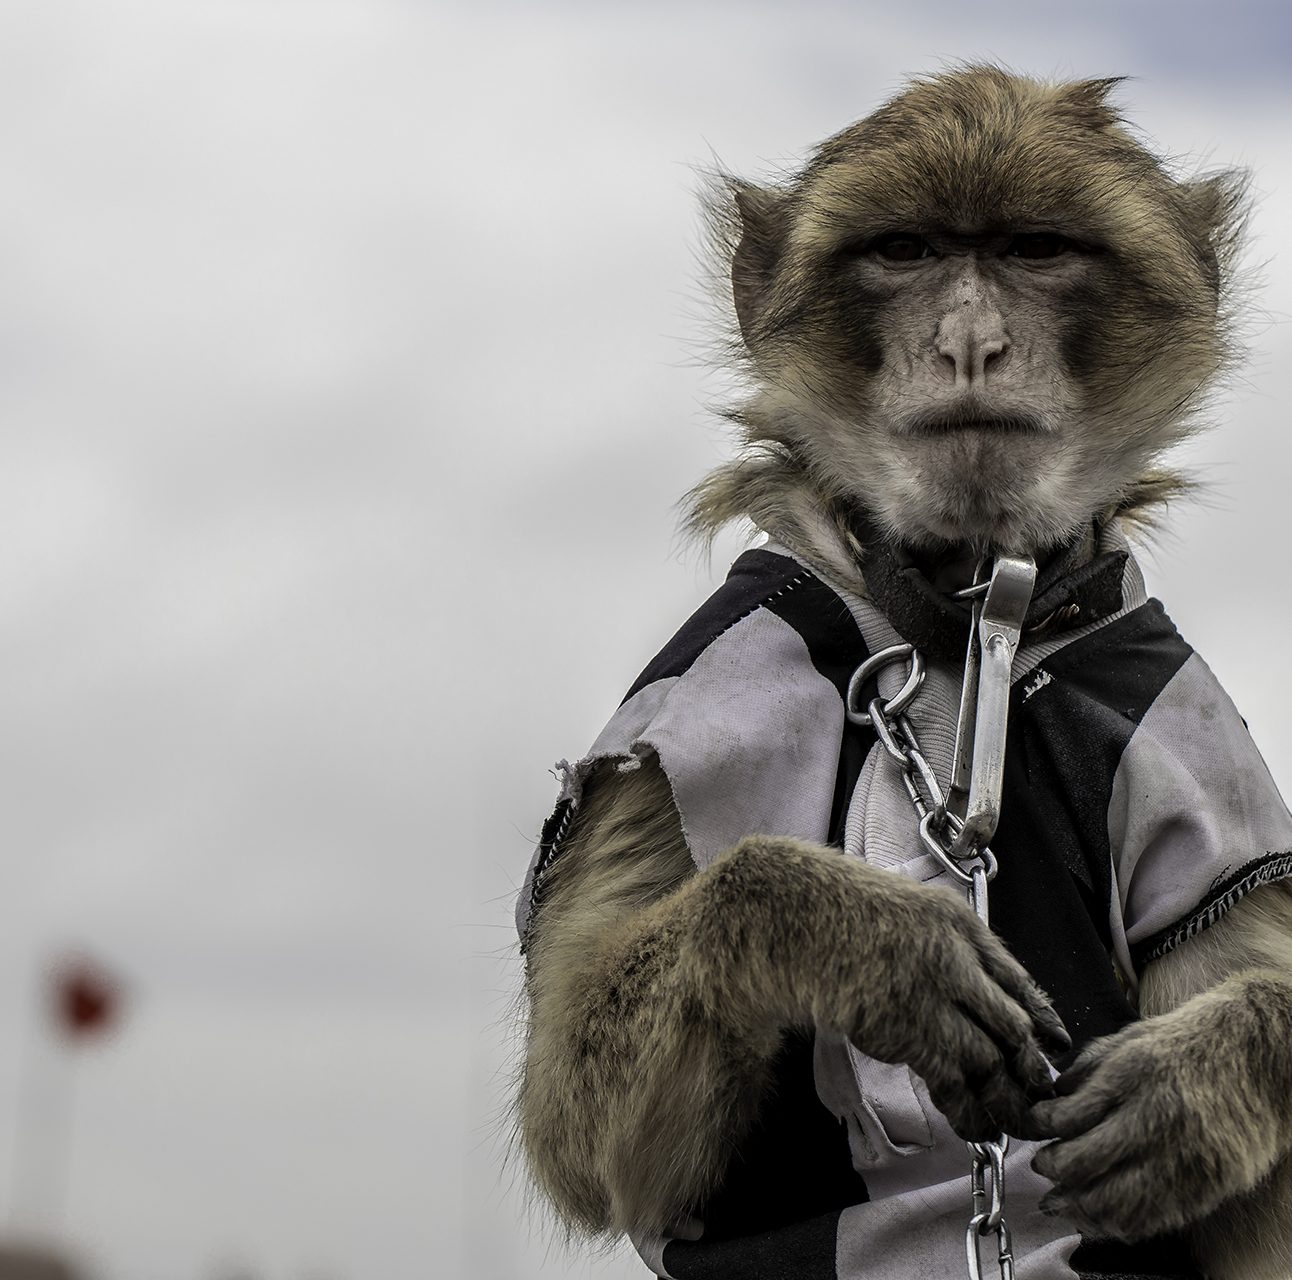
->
<box><xmin>930</xmin><ymin>1066</ymin><xmax>1022</xmax><ymax>1143</ymax></box>
<box><xmin>1029</xmin><ymin>1082</ymin><xmax>1121</xmax><ymax>1139</ymax></box>
<box><xmin>1043</xmin><ymin>1150</ymin><xmax>1210</xmax><ymax>1243</ymax></box>
<box><xmin>1037</xmin><ymin>1191</ymin><xmax>1105</xmax><ymax>1239</ymax></box>
<box><xmin>971</xmin><ymin>938</ymin><xmax>1070</xmax><ymax>1054</ymax></box>
<box><xmin>968</xmin><ymin>1065</ymin><xmax>1047</xmax><ymax>1140</ymax></box>
<box><xmin>931</xmin><ymin>1005</ymin><xmax>1007</xmax><ymax>1082</ymax></box>
<box><xmin>1030</xmin><ymin>1114</ymin><xmax>1141</xmax><ymax>1193</ymax></box>
<box><xmin>953</xmin><ymin>993</ymin><xmax>1055</xmax><ymax>1101</ymax></box>
<box><xmin>1040</xmin><ymin>1155</ymin><xmax>1179</xmax><ymax>1242</ymax></box>
<box><xmin>955</xmin><ymin>964</ymin><xmax>1059</xmax><ymax>1088</ymax></box>
<box><xmin>1006</xmin><ymin>1038</ymin><xmax>1058</xmax><ymax>1104</ymax></box>
<box><xmin>931</xmin><ymin>1009</ymin><xmax>1038</xmax><ymax>1139</ymax></box>
<box><xmin>1052</xmin><ymin>1045</ymin><xmax>1111</xmax><ymax>1097</ymax></box>
<box><xmin>1053</xmin><ymin>1022</ymin><xmax>1151</xmax><ymax>1096</ymax></box>
<box><xmin>939</xmin><ymin>1067</ymin><xmax>1035</xmax><ymax>1143</ymax></box>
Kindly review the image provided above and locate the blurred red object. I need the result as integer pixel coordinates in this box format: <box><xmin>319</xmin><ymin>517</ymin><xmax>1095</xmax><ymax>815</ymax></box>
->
<box><xmin>50</xmin><ymin>957</ymin><xmax>121</xmax><ymax>1041</ymax></box>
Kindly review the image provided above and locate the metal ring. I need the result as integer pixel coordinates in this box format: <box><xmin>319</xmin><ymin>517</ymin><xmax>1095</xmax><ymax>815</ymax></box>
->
<box><xmin>984</xmin><ymin>1140</ymin><xmax>1007</xmax><ymax>1231</ymax></box>
<box><xmin>970</xmin><ymin>863</ymin><xmax>991</xmax><ymax>926</ymax></box>
<box><xmin>996</xmin><ymin>1220</ymin><xmax>1016</xmax><ymax>1280</ymax></box>
<box><xmin>920</xmin><ymin>813</ymin><xmax>976</xmax><ymax>885</ymax></box>
<box><xmin>966</xmin><ymin>1214</ymin><xmax>989</xmax><ymax>1280</ymax></box>
<box><xmin>870</xmin><ymin>702</ymin><xmax>910</xmax><ymax>766</ymax></box>
<box><xmin>919</xmin><ymin>813</ymin><xmax>998</xmax><ymax>886</ymax></box>
<box><xmin>900</xmin><ymin>724</ymin><xmax>947</xmax><ymax>816</ymax></box>
<box><xmin>846</xmin><ymin>645</ymin><xmax>925</xmax><ymax>727</ymax></box>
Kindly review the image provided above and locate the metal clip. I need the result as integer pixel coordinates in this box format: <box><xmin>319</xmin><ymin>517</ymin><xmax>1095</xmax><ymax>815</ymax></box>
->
<box><xmin>950</xmin><ymin>559</ymin><xmax>989</xmax><ymax>806</ymax></box>
<box><xmin>950</xmin><ymin>556</ymin><xmax>1036</xmax><ymax>856</ymax></box>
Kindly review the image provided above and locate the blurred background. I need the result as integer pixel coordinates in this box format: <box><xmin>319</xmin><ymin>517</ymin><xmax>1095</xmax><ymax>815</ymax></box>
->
<box><xmin>0</xmin><ymin>1</ymin><xmax>1288</xmax><ymax>1277</ymax></box>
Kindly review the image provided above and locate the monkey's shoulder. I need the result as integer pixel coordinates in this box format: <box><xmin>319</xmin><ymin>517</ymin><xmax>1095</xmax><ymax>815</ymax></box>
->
<box><xmin>622</xmin><ymin>547</ymin><xmax>863</xmax><ymax>708</ymax></box>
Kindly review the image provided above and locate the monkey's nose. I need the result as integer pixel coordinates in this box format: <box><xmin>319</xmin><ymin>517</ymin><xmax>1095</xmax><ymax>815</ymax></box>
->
<box><xmin>935</xmin><ymin>307</ymin><xmax>1011</xmax><ymax>388</ymax></box>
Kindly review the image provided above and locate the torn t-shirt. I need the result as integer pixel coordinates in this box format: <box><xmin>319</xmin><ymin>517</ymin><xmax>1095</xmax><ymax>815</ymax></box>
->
<box><xmin>515</xmin><ymin>534</ymin><xmax>1292</xmax><ymax>1280</ymax></box>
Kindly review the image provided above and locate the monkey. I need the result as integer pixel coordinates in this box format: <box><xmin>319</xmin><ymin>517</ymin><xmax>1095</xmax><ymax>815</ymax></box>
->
<box><xmin>512</xmin><ymin>66</ymin><xmax>1292</xmax><ymax>1280</ymax></box>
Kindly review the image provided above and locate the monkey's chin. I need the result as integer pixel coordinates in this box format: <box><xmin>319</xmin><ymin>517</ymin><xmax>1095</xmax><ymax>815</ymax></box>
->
<box><xmin>876</xmin><ymin>431</ymin><xmax>1073</xmax><ymax>554</ymax></box>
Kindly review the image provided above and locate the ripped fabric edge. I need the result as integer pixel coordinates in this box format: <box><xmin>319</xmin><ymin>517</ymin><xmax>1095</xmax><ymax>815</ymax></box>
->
<box><xmin>515</xmin><ymin>751</ymin><xmax>647</xmax><ymax>954</ymax></box>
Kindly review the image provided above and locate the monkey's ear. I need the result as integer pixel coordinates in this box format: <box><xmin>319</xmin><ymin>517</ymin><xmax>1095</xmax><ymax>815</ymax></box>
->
<box><xmin>1177</xmin><ymin>170</ymin><xmax>1250</xmax><ymax>294</ymax></box>
<box><xmin>731</xmin><ymin>183</ymin><xmax>790</xmax><ymax>347</ymax></box>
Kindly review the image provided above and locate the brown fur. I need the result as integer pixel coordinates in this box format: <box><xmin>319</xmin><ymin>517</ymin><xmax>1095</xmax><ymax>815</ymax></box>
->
<box><xmin>1153</xmin><ymin>885</ymin><xmax>1292</xmax><ymax>1280</ymax></box>
<box><xmin>518</xmin><ymin>755</ymin><xmax>1066</xmax><ymax>1237</ymax></box>
<box><xmin>1030</xmin><ymin>883</ymin><xmax>1292</xmax><ymax>1278</ymax></box>
<box><xmin>517</xmin><ymin>758</ymin><xmax>768</xmax><ymax>1236</ymax></box>
<box><xmin>1031</xmin><ymin>967</ymin><xmax>1292</xmax><ymax>1251</ymax></box>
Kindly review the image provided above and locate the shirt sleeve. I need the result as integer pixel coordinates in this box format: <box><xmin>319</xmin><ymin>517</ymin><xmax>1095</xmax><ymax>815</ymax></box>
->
<box><xmin>1109</xmin><ymin>651</ymin><xmax>1292</xmax><ymax>976</ymax></box>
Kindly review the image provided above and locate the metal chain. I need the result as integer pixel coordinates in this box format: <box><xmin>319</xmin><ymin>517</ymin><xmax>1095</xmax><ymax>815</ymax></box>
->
<box><xmin>846</xmin><ymin>644</ymin><xmax>1016</xmax><ymax>1280</ymax></box>
<box><xmin>967</xmin><ymin>1137</ymin><xmax>1015</xmax><ymax>1280</ymax></box>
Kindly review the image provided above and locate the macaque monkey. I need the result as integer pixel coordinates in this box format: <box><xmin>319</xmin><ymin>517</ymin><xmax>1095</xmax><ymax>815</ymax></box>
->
<box><xmin>515</xmin><ymin>66</ymin><xmax>1291</xmax><ymax>1280</ymax></box>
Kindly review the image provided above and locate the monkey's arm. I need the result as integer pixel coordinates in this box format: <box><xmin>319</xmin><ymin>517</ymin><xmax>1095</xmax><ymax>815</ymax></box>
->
<box><xmin>1031</xmin><ymin>882</ymin><xmax>1292</xmax><ymax>1276</ymax></box>
<box><xmin>518</xmin><ymin>755</ymin><xmax>1066</xmax><ymax>1238</ymax></box>
<box><xmin>1146</xmin><ymin>885</ymin><xmax>1292</xmax><ymax>1280</ymax></box>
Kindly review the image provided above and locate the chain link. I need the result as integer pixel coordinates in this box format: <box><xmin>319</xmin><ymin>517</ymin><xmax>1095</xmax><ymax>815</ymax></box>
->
<box><xmin>847</xmin><ymin>644</ymin><xmax>1015</xmax><ymax>1280</ymax></box>
<box><xmin>967</xmin><ymin>1138</ymin><xmax>1015</xmax><ymax>1280</ymax></box>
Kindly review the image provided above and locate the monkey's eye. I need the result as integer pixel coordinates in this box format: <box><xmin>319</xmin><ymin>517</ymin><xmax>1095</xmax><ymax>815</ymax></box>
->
<box><xmin>1007</xmin><ymin>233</ymin><xmax>1076</xmax><ymax>260</ymax></box>
<box><xmin>871</xmin><ymin>233</ymin><xmax>934</xmax><ymax>263</ymax></box>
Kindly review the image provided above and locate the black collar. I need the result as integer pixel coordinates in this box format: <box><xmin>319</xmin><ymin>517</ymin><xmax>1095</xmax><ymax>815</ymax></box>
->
<box><xmin>855</xmin><ymin>526</ymin><xmax>1127</xmax><ymax>663</ymax></box>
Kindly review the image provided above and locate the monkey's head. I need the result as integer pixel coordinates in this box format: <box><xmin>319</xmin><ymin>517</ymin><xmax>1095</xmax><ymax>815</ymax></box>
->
<box><xmin>697</xmin><ymin>66</ymin><xmax>1249</xmax><ymax>558</ymax></box>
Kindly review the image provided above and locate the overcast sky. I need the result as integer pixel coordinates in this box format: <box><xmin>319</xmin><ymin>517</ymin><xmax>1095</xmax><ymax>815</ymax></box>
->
<box><xmin>0</xmin><ymin>3</ymin><xmax>1288</xmax><ymax>1278</ymax></box>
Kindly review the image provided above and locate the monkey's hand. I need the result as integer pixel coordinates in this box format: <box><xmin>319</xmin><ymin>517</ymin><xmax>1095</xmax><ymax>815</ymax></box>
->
<box><xmin>523</xmin><ymin>783</ymin><xmax>1068</xmax><ymax>1237</ymax></box>
<box><xmin>700</xmin><ymin>838</ymin><xmax>1070</xmax><ymax>1141</ymax></box>
<box><xmin>1030</xmin><ymin>972</ymin><xmax>1292</xmax><ymax>1242</ymax></box>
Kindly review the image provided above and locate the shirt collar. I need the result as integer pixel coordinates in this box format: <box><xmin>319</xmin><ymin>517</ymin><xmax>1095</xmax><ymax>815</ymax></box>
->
<box><xmin>855</xmin><ymin>524</ymin><xmax>1127</xmax><ymax>663</ymax></box>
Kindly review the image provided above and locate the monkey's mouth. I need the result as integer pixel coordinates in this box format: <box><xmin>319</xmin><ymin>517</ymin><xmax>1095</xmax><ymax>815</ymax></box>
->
<box><xmin>902</xmin><ymin>409</ymin><xmax>1048</xmax><ymax>438</ymax></box>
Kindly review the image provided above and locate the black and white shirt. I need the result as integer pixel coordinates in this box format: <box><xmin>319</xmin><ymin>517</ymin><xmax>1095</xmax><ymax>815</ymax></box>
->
<box><xmin>517</xmin><ymin>529</ymin><xmax>1292</xmax><ymax>1280</ymax></box>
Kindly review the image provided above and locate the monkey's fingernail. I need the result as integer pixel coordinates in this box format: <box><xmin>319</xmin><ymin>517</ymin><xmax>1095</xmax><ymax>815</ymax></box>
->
<box><xmin>1011</xmin><ymin>1112</ymin><xmax>1050</xmax><ymax>1143</ymax></box>
<box><xmin>1037</xmin><ymin>1007</ymin><xmax>1071</xmax><ymax>1050</ymax></box>
<box><xmin>1030</xmin><ymin>1143</ymin><xmax>1058</xmax><ymax>1177</ymax></box>
<box><xmin>1025</xmin><ymin>1060</ymin><xmax>1058</xmax><ymax>1095</ymax></box>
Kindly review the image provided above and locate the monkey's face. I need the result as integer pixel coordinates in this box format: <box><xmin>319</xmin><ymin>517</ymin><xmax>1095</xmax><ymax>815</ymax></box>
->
<box><xmin>781</xmin><ymin>225</ymin><xmax>1100</xmax><ymax>553</ymax></box>
<box><xmin>724</xmin><ymin>69</ymin><xmax>1242</xmax><ymax>555</ymax></box>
